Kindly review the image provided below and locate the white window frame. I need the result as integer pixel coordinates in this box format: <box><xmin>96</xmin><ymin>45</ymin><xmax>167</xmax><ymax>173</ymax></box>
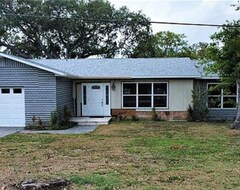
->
<box><xmin>122</xmin><ymin>82</ymin><xmax>168</xmax><ymax>109</ymax></box>
<box><xmin>207</xmin><ymin>83</ymin><xmax>238</xmax><ymax>109</ymax></box>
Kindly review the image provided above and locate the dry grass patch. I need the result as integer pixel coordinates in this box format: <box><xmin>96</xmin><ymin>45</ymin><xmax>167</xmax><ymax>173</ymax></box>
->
<box><xmin>0</xmin><ymin>121</ymin><xmax>240</xmax><ymax>189</ymax></box>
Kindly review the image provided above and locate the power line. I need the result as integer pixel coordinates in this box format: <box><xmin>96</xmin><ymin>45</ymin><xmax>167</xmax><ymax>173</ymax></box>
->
<box><xmin>150</xmin><ymin>21</ymin><xmax>225</xmax><ymax>27</ymax></box>
<box><xmin>1</xmin><ymin>13</ymin><xmax>239</xmax><ymax>28</ymax></box>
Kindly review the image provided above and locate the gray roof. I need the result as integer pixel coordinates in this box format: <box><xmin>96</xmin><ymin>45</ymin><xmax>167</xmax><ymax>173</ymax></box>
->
<box><xmin>32</xmin><ymin>57</ymin><xmax>202</xmax><ymax>79</ymax></box>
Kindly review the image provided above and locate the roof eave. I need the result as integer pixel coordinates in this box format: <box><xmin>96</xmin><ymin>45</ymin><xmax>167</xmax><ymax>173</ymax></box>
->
<box><xmin>67</xmin><ymin>75</ymin><xmax>202</xmax><ymax>79</ymax></box>
<box><xmin>0</xmin><ymin>53</ymin><xmax>66</xmax><ymax>76</ymax></box>
<box><xmin>131</xmin><ymin>75</ymin><xmax>201</xmax><ymax>79</ymax></box>
<box><xmin>197</xmin><ymin>76</ymin><xmax>220</xmax><ymax>80</ymax></box>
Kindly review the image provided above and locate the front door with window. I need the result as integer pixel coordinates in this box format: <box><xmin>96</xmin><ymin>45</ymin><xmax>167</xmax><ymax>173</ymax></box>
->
<box><xmin>82</xmin><ymin>83</ymin><xmax>110</xmax><ymax>116</ymax></box>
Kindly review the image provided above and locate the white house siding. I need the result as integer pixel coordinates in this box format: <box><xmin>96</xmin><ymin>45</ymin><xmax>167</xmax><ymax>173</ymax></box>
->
<box><xmin>169</xmin><ymin>79</ymin><xmax>193</xmax><ymax>111</ymax></box>
<box><xmin>0</xmin><ymin>58</ymin><xmax>57</xmax><ymax>125</ymax></box>
<box><xmin>111</xmin><ymin>80</ymin><xmax>122</xmax><ymax>109</ymax></box>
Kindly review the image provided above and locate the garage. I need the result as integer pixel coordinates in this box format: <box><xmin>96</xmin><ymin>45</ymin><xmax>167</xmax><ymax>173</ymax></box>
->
<box><xmin>0</xmin><ymin>87</ymin><xmax>25</xmax><ymax>127</ymax></box>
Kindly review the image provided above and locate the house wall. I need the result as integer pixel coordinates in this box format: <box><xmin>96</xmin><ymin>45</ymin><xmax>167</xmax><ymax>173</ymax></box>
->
<box><xmin>110</xmin><ymin>79</ymin><xmax>193</xmax><ymax>111</ymax></box>
<box><xmin>110</xmin><ymin>79</ymin><xmax>193</xmax><ymax>120</ymax></box>
<box><xmin>169</xmin><ymin>79</ymin><xmax>193</xmax><ymax>111</ymax></box>
<box><xmin>56</xmin><ymin>77</ymin><xmax>73</xmax><ymax>116</ymax></box>
<box><xmin>0</xmin><ymin>58</ymin><xmax>57</xmax><ymax>125</ymax></box>
<box><xmin>195</xmin><ymin>79</ymin><xmax>238</xmax><ymax>121</ymax></box>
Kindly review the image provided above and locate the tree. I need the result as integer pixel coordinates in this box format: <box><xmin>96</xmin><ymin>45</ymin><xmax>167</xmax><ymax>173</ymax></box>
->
<box><xmin>207</xmin><ymin>20</ymin><xmax>240</xmax><ymax>128</ymax></box>
<box><xmin>188</xmin><ymin>42</ymin><xmax>216</xmax><ymax>60</ymax></box>
<box><xmin>130</xmin><ymin>34</ymin><xmax>157</xmax><ymax>58</ymax></box>
<box><xmin>153</xmin><ymin>31</ymin><xmax>190</xmax><ymax>57</ymax></box>
<box><xmin>131</xmin><ymin>31</ymin><xmax>194</xmax><ymax>58</ymax></box>
<box><xmin>0</xmin><ymin>0</ymin><xmax>151</xmax><ymax>58</ymax></box>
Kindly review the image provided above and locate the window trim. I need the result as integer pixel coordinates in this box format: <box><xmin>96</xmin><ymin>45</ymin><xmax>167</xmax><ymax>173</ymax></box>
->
<box><xmin>122</xmin><ymin>82</ymin><xmax>168</xmax><ymax>109</ymax></box>
<box><xmin>207</xmin><ymin>83</ymin><xmax>238</xmax><ymax>109</ymax></box>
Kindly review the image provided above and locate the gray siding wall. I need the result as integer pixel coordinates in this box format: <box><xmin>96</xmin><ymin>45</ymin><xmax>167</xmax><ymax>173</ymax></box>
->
<box><xmin>56</xmin><ymin>77</ymin><xmax>73</xmax><ymax>116</ymax></box>
<box><xmin>196</xmin><ymin>79</ymin><xmax>237</xmax><ymax>121</ymax></box>
<box><xmin>0</xmin><ymin>58</ymin><xmax>57</xmax><ymax>125</ymax></box>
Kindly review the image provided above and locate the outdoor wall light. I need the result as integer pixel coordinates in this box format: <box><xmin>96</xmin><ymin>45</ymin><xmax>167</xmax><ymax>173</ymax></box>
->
<box><xmin>111</xmin><ymin>82</ymin><xmax>116</xmax><ymax>90</ymax></box>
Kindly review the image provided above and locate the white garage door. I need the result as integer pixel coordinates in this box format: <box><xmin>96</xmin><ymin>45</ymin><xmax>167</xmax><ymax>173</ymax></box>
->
<box><xmin>0</xmin><ymin>87</ymin><xmax>25</xmax><ymax>127</ymax></box>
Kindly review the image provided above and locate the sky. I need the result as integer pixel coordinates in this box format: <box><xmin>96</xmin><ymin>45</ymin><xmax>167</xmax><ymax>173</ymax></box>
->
<box><xmin>109</xmin><ymin>0</ymin><xmax>239</xmax><ymax>44</ymax></box>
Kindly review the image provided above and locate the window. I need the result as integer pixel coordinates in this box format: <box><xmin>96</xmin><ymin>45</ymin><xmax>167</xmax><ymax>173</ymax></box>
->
<box><xmin>1</xmin><ymin>88</ymin><xmax>10</xmax><ymax>94</ymax></box>
<box><xmin>138</xmin><ymin>83</ymin><xmax>151</xmax><ymax>107</ymax></box>
<box><xmin>13</xmin><ymin>88</ymin><xmax>22</xmax><ymax>94</ymax></box>
<box><xmin>92</xmin><ymin>85</ymin><xmax>100</xmax><ymax>90</ymax></box>
<box><xmin>83</xmin><ymin>86</ymin><xmax>87</xmax><ymax>105</ymax></box>
<box><xmin>153</xmin><ymin>83</ymin><xmax>167</xmax><ymax>107</ymax></box>
<box><xmin>207</xmin><ymin>83</ymin><xmax>237</xmax><ymax>109</ymax></box>
<box><xmin>123</xmin><ymin>83</ymin><xmax>137</xmax><ymax>107</ymax></box>
<box><xmin>106</xmin><ymin>85</ymin><xmax>109</xmax><ymax>105</ymax></box>
<box><xmin>122</xmin><ymin>82</ymin><xmax>168</xmax><ymax>108</ymax></box>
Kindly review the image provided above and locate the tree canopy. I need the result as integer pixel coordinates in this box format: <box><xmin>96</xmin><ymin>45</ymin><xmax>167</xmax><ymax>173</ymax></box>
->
<box><xmin>132</xmin><ymin>31</ymin><xmax>191</xmax><ymax>58</ymax></box>
<box><xmin>0</xmin><ymin>0</ymin><xmax>151</xmax><ymax>58</ymax></box>
<box><xmin>207</xmin><ymin>19</ymin><xmax>240</xmax><ymax>128</ymax></box>
<box><xmin>153</xmin><ymin>31</ymin><xmax>189</xmax><ymax>57</ymax></box>
<box><xmin>131</xmin><ymin>31</ymin><xmax>213</xmax><ymax>59</ymax></box>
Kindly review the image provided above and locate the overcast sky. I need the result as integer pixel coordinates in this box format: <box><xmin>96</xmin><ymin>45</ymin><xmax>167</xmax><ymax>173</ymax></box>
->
<box><xmin>109</xmin><ymin>0</ymin><xmax>239</xmax><ymax>44</ymax></box>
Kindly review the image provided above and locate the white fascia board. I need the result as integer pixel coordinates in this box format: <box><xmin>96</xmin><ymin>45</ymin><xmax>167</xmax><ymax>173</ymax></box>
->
<box><xmin>196</xmin><ymin>76</ymin><xmax>220</xmax><ymax>80</ymax></box>
<box><xmin>0</xmin><ymin>53</ymin><xmax>67</xmax><ymax>76</ymax></box>
<box><xmin>131</xmin><ymin>75</ymin><xmax>201</xmax><ymax>79</ymax></box>
<box><xmin>66</xmin><ymin>76</ymin><xmax>132</xmax><ymax>79</ymax></box>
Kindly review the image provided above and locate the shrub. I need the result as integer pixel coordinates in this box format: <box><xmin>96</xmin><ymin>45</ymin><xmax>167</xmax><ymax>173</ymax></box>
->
<box><xmin>25</xmin><ymin>117</ymin><xmax>47</xmax><ymax>130</ymax></box>
<box><xmin>131</xmin><ymin>115</ymin><xmax>139</xmax><ymax>121</ymax></box>
<box><xmin>63</xmin><ymin>105</ymin><xmax>72</xmax><ymax>126</ymax></box>
<box><xmin>190</xmin><ymin>89</ymin><xmax>209</xmax><ymax>121</ymax></box>
<box><xmin>50</xmin><ymin>110</ymin><xmax>58</xmax><ymax>128</ymax></box>
<box><xmin>151</xmin><ymin>107</ymin><xmax>160</xmax><ymax>121</ymax></box>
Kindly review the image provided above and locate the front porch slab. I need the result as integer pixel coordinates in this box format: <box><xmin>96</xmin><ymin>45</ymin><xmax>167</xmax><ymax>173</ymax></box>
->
<box><xmin>70</xmin><ymin>117</ymin><xmax>111</xmax><ymax>126</ymax></box>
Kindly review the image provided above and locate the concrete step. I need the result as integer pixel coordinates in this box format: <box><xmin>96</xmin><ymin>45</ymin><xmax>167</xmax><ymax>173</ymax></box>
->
<box><xmin>76</xmin><ymin>122</ymin><xmax>109</xmax><ymax>126</ymax></box>
<box><xmin>70</xmin><ymin>117</ymin><xmax>111</xmax><ymax>126</ymax></box>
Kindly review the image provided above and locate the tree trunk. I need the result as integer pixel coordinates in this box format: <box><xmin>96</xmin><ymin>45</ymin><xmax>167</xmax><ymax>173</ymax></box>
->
<box><xmin>231</xmin><ymin>79</ymin><xmax>240</xmax><ymax>129</ymax></box>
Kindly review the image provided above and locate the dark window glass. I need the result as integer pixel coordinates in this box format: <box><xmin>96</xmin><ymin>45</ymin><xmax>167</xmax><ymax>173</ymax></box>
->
<box><xmin>223</xmin><ymin>97</ymin><xmax>236</xmax><ymax>108</ymax></box>
<box><xmin>123</xmin><ymin>96</ymin><xmax>136</xmax><ymax>107</ymax></box>
<box><xmin>92</xmin><ymin>85</ymin><xmax>100</xmax><ymax>90</ymax></box>
<box><xmin>123</xmin><ymin>84</ymin><xmax>136</xmax><ymax>94</ymax></box>
<box><xmin>1</xmin><ymin>89</ymin><xmax>10</xmax><ymax>94</ymax></box>
<box><xmin>138</xmin><ymin>83</ymin><xmax>151</xmax><ymax>94</ymax></box>
<box><xmin>154</xmin><ymin>96</ymin><xmax>167</xmax><ymax>107</ymax></box>
<box><xmin>208</xmin><ymin>84</ymin><xmax>221</xmax><ymax>95</ymax></box>
<box><xmin>83</xmin><ymin>86</ymin><xmax>87</xmax><ymax>105</ymax></box>
<box><xmin>106</xmin><ymin>86</ymin><xmax>109</xmax><ymax>105</ymax></box>
<box><xmin>13</xmin><ymin>88</ymin><xmax>22</xmax><ymax>94</ymax></box>
<box><xmin>138</xmin><ymin>96</ymin><xmax>151</xmax><ymax>107</ymax></box>
<box><xmin>208</xmin><ymin>97</ymin><xmax>221</xmax><ymax>108</ymax></box>
<box><xmin>154</xmin><ymin>83</ymin><xmax>167</xmax><ymax>94</ymax></box>
<box><xmin>223</xmin><ymin>85</ymin><xmax>237</xmax><ymax>95</ymax></box>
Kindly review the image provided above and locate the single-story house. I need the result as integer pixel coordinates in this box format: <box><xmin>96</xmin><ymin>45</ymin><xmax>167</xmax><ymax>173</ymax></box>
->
<box><xmin>0</xmin><ymin>53</ymin><xmax>238</xmax><ymax>127</ymax></box>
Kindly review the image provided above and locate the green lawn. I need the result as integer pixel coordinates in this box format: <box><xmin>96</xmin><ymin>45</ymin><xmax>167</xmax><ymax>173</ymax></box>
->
<box><xmin>0</xmin><ymin>121</ymin><xmax>240</xmax><ymax>189</ymax></box>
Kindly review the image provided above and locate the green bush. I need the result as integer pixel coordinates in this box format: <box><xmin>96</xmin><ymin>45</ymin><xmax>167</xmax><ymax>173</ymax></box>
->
<box><xmin>63</xmin><ymin>105</ymin><xmax>72</xmax><ymax>126</ymax></box>
<box><xmin>151</xmin><ymin>107</ymin><xmax>160</xmax><ymax>121</ymax></box>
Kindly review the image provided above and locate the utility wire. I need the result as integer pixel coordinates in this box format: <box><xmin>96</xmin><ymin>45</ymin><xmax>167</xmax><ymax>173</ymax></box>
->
<box><xmin>1</xmin><ymin>13</ymin><xmax>239</xmax><ymax>28</ymax></box>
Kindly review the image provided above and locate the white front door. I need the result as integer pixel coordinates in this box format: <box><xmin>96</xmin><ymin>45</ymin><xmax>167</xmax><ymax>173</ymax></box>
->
<box><xmin>0</xmin><ymin>87</ymin><xmax>25</xmax><ymax>127</ymax></box>
<box><xmin>82</xmin><ymin>83</ymin><xmax>110</xmax><ymax>116</ymax></box>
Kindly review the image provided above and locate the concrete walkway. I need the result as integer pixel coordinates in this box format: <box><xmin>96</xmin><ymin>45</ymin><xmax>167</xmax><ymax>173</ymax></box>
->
<box><xmin>20</xmin><ymin>125</ymin><xmax>97</xmax><ymax>135</ymax></box>
<box><xmin>0</xmin><ymin>126</ymin><xmax>97</xmax><ymax>137</ymax></box>
<box><xmin>0</xmin><ymin>127</ymin><xmax>23</xmax><ymax>137</ymax></box>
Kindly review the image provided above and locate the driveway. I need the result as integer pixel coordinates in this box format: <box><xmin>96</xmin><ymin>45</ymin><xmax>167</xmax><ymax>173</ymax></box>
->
<box><xmin>0</xmin><ymin>127</ymin><xmax>23</xmax><ymax>137</ymax></box>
